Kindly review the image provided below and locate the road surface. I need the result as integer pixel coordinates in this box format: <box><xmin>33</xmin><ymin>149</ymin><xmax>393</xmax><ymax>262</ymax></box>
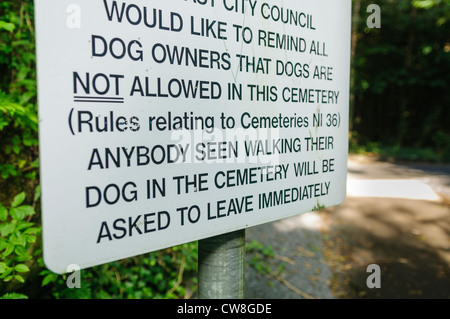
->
<box><xmin>245</xmin><ymin>155</ymin><xmax>450</xmax><ymax>298</ymax></box>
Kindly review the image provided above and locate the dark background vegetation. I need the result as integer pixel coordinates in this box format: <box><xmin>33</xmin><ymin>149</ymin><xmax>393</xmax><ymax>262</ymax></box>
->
<box><xmin>0</xmin><ymin>0</ymin><xmax>449</xmax><ymax>298</ymax></box>
<box><xmin>350</xmin><ymin>0</ymin><xmax>450</xmax><ymax>162</ymax></box>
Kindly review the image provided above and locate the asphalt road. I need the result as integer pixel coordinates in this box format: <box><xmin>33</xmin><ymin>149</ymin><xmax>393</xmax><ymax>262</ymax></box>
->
<box><xmin>245</xmin><ymin>155</ymin><xmax>450</xmax><ymax>299</ymax></box>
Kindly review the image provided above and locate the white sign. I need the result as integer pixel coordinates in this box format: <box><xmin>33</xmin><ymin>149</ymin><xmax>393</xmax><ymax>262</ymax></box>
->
<box><xmin>36</xmin><ymin>0</ymin><xmax>351</xmax><ymax>274</ymax></box>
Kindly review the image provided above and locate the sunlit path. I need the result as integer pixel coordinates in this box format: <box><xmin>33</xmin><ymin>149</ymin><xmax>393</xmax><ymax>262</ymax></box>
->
<box><xmin>346</xmin><ymin>179</ymin><xmax>441</xmax><ymax>201</ymax></box>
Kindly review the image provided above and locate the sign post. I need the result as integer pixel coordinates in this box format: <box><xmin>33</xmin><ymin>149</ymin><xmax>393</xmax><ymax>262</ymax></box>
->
<box><xmin>198</xmin><ymin>230</ymin><xmax>245</xmax><ymax>299</ymax></box>
<box><xmin>35</xmin><ymin>0</ymin><xmax>351</xmax><ymax>296</ymax></box>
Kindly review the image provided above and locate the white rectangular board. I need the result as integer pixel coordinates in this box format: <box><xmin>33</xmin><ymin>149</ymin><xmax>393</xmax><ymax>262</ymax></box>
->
<box><xmin>35</xmin><ymin>0</ymin><xmax>351</xmax><ymax>274</ymax></box>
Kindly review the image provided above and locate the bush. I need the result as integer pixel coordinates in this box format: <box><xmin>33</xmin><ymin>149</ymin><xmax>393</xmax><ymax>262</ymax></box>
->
<box><xmin>0</xmin><ymin>191</ymin><xmax>40</xmax><ymax>299</ymax></box>
<box><xmin>40</xmin><ymin>242</ymin><xmax>198</xmax><ymax>299</ymax></box>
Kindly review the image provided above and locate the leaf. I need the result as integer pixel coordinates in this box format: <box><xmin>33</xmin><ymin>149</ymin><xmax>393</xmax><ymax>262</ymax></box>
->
<box><xmin>0</xmin><ymin>164</ymin><xmax>19</xmax><ymax>179</ymax></box>
<box><xmin>10</xmin><ymin>231</ymin><xmax>26</xmax><ymax>247</ymax></box>
<box><xmin>34</xmin><ymin>185</ymin><xmax>41</xmax><ymax>202</ymax></box>
<box><xmin>2</xmin><ymin>243</ymin><xmax>15</xmax><ymax>257</ymax></box>
<box><xmin>0</xmin><ymin>293</ymin><xmax>28</xmax><ymax>299</ymax></box>
<box><xmin>0</xmin><ymin>21</ymin><xmax>15</xmax><ymax>32</ymax></box>
<box><xmin>10</xmin><ymin>206</ymin><xmax>35</xmax><ymax>220</ymax></box>
<box><xmin>14</xmin><ymin>264</ymin><xmax>30</xmax><ymax>273</ymax></box>
<box><xmin>0</xmin><ymin>239</ymin><xmax>7</xmax><ymax>251</ymax></box>
<box><xmin>25</xmin><ymin>234</ymin><xmax>37</xmax><ymax>244</ymax></box>
<box><xmin>0</xmin><ymin>266</ymin><xmax>13</xmax><ymax>279</ymax></box>
<box><xmin>14</xmin><ymin>275</ymin><xmax>25</xmax><ymax>283</ymax></box>
<box><xmin>14</xmin><ymin>246</ymin><xmax>31</xmax><ymax>260</ymax></box>
<box><xmin>12</xmin><ymin>144</ymin><xmax>20</xmax><ymax>155</ymax></box>
<box><xmin>24</xmin><ymin>227</ymin><xmax>40</xmax><ymax>235</ymax></box>
<box><xmin>21</xmin><ymin>205</ymin><xmax>35</xmax><ymax>216</ymax></box>
<box><xmin>41</xmin><ymin>273</ymin><xmax>58</xmax><ymax>286</ymax></box>
<box><xmin>8</xmin><ymin>208</ymin><xmax>21</xmax><ymax>220</ymax></box>
<box><xmin>11</xmin><ymin>192</ymin><xmax>26</xmax><ymax>208</ymax></box>
<box><xmin>0</xmin><ymin>223</ymin><xmax>15</xmax><ymax>237</ymax></box>
<box><xmin>0</xmin><ymin>206</ymin><xmax>7</xmax><ymax>221</ymax></box>
<box><xmin>15</xmin><ymin>221</ymin><xmax>34</xmax><ymax>231</ymax></box>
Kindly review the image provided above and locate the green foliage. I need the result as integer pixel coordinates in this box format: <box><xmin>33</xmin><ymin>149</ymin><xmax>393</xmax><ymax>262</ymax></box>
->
<box><xmin>0</xmin><ymin>92</ymin><xmax>39</xmax><ymax>179</ymax></box>
<box><xmin>0</xmin><ymin>292</ymin><xmax>28</xmax><ymax>299</ymax></box>
<box><xmin>40</xmin><ymin>242</ymin><xmax>198</xmax><ymax>299</ymax></box>
<box><xmin>0</xmin><ymin>91</ymin><xmax>38</xmax><ymax>132</ymax></box>
<box><xmin>0</xmin><ymin>191</ymin><xmax>40</xmax><ymax>291</ymax></box>
<box><xmin>412</xmin><ymin>0</ymin><xmax>445</xmax><ymax>9</ymax></box>
<box><xmin>0</xmin><ymin>21</ymin><xmax>15</xmax><ymax>32</ymax></box>
<box><xmin>0</xmin><ymin>0</ymin><xmax>39</xmax><ymax>183</ymax></box>
<box><xmin>0</xmin><ymin>0</ymin><xmax>36</xmax><ymax>100</ymax></box>
<box><xmin>246</xmin><ymin>240</ymin><xmax>276</xmax><ymax>275</ymax></box>
<box><xmin>349</xmin><ymin>130</ymin><xmax>447</xmax><ymax>162</ymax></box>
<box><xmin>0</xmin><ymin>0</ymin><xmax>42</xmax><ymax>300</ymax></box>
<box><xmin>312</xmin><ymin>202</ymin><xmax>326</xmax><ymax>211</ymax></box>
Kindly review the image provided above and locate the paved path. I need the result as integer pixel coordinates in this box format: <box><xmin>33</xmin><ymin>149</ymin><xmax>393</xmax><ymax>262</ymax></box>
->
<box><xmin>245</xmin><ymin>155</ymin><xmax>450</xmax><ymax>298</ymax></box>
<box><xmin>245</xmin><ymin>211</ymin><xmax>333</xmax><ymax>299</ymax></box>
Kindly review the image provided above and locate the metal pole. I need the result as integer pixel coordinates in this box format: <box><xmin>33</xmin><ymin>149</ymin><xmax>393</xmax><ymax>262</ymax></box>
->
<box><xmin>198</xmin><ymin>229</ymin><xmax>246</xmax><ymax>299</ymax></box>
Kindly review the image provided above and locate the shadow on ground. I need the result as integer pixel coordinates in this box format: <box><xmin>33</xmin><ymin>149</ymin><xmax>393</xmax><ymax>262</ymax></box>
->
<box><xmin>318</xmin><ymin>196</ymin><xmax>450</xmax><ymax>299</ymax></box>
<box><xmin>246</xmin><ymin>157</ymin><xmax>450</xmax><ymax>299</ymax></box>
<box><xmin>245</xmin><ymin>196</ymin><xmax>450</xmax><ymax>299</ymax></box>
<box><xmin>245</xmin><ymin>213</ymin><xmax>334</xmax><ymax>299</ymax></box>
